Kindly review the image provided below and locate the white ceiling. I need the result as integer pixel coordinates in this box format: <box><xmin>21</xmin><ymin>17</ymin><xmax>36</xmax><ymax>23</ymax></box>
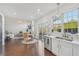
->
<box><xmin>0</xmin><ymin>3</ymin><xmax>78</xmax><ymax>21</ymax></box>
<box><xmin>0</xmin><ymin>3</ymin><xmax>62</xmax><ymax>20</ymax></box>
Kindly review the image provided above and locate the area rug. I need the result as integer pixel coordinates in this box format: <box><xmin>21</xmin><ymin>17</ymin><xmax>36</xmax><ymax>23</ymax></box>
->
<box><xmin>22</xmin><ymin>39</ymin><xmax>37</xmax><ymax>44</ymax></box>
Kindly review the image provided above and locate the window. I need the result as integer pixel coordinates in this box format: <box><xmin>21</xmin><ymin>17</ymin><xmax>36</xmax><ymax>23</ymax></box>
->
<box><xmin>63</xmin><ymin>9</ymin><xmax>78</xmax><ymax>34</ymax></box>
<box><xmin>53</xmin><ymin>16</ymin><xmax>62</xmax><ymax>32</ymax></box>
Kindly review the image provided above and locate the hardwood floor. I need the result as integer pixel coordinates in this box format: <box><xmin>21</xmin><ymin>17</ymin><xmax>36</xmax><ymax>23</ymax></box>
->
<box><xmin>45</xmin><ymin>48</ymin><xmax>56</xmax><ymax>56</ymax></box>
<box><xmin>4</xmin><ymin>39</ymin><xmax>55</xmax><ymax>56</ymax></box>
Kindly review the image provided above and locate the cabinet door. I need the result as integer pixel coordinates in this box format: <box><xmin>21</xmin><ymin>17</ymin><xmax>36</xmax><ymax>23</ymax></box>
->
<box><xmin>45</xmin><ymin>37</ymin><xmax>50</xmax><ymax>50</ymax></box>
<box><xmin>73</xmin><ymin>44</ymin><xmax>79</xmax><ymax>56</ymax></box>
<box><xmin>59</xmin><ymin>40</ymin><xmax>72</xmax><ymax>56</ymax></box>
<box><xmin>52</xmin><ymin>38</ymin><xmax>59</xmax><ymax>55</ymax></box>
<box><xmin>49</xmin><ymin>38</ymin><xmax>52</xmax><ymax>51</ymax></box>
<box><xmin>44</xmin><ymin>36</ymin><xmax>47</xmax><ymax>48</ymax></box>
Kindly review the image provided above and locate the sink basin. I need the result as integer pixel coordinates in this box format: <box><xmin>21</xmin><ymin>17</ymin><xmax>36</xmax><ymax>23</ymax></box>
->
<box><xmin>55</xmin><ymin>37</ymin><xmax>73</xmax><ymax>42</ymax></box>
<box><xmin>64</xmin><ymin>39</ymin><xmax>73</xmax><ymax>41</ymax></box>
<box><xmin>55</xmin><ymin>37</ymin><xmax>63</xmax><ymax>39</ymax></box>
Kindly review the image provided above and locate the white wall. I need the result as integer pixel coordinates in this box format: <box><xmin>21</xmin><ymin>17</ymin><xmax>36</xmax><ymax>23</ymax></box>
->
<box><xmin>0</xmin><ymin>15</ymin><xmax>2</xmax><ymax>42</ymax></box>
<box><xmin>5</xmin><ymin>16</ymin><xmax>31</xmax><ymax>35</ymax></box>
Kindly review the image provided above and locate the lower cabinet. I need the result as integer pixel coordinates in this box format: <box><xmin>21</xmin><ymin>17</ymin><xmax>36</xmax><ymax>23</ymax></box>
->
<box><xmin>52</xmin><ymin>38</ymin><xmax>72</xmax><ymax>56</ymax></box>
<box><xmin>45</xmin><ymin>36</ymin><xmax>79</xmax><ymax>56</ymax></box>
<box><xmin>49</xmin><ymin>38</ymin><xmax>53</xmax><ymax>51</ymax></box>
<box><xmin>73</xmin><ymin>44</ymin><xmax>79</xmax><ymax>56</ymax></box>
<box><xmin>45</xmin><ymin>37</ymin><xmax>49</xmax><ymax>50</ymax></box>
<box><xmin>59</xmin><ymin>40</ymin><xmax>72</xmax><ymax>56</ymax></box>
<box><xmin>52</xmin><ymin>38</ymin><xmax>59</xmax><ymax>55</ymax></box>
<box><xmin>45</xmin><ymin>37</ymin><xmax>52</xmax><ymax>51</ymax></box>
<box><xmin>44</xmin><ymin>36</ymin><xmax>47</xmax><ymax>48</ymax></box>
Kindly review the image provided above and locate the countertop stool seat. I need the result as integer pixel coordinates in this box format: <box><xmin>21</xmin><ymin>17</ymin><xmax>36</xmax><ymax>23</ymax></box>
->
<box><xmin>22</xmin><ymin>32</ymin><xmax>37</xmax><ymax>44</ymax></box>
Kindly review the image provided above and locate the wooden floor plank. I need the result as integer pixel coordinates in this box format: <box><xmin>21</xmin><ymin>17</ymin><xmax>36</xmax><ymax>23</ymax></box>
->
<box><xmin>4</xmin><ymin>39</ymin><xmax>55</xmax><ymax>56</ymax></box>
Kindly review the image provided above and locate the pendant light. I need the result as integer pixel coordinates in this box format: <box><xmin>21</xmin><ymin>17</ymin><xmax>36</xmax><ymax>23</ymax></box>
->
<box><xmin>54</xmin><ymin>3</ymin><xmax>60</xmax><ymax>21</ymax></box>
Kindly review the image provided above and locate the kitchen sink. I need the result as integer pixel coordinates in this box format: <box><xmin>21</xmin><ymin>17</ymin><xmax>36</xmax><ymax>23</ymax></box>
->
<box><xmin>55</xmin><ymin>37</ymin><xmax>63</xmax><ymax>39</ymax></box>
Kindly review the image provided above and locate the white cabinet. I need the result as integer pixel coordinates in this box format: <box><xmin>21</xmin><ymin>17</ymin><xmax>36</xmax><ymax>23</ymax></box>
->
<box><xmin>59</xmin><ymin>40</ymin><xmax>72</xmax><ymax>56</ymax></box>
<box><xmin>45</xmin><ymin>37</ymin><xmax>52</xmax><ymax>51</ymax></box>
<box><xmin>49</xmin><ymin>38</ymin><xmax>52</xmax><ymax>51</ymax></box>
<box><xmin>44</xmin><ymin>36</ymin><xmax>50</xmax><ymax>50</ymax></box>
<box><xmin>52</xmin><ymin>38</ymin><xmax>59</xmax><ymax>55</ymax></box>
<box><xmin>44</xmin><ymin>36</ymin><xmax>47</xmax><ymax>48</ymax></box>
<box><xmin>52</xmin><ymin>38</ymin><xmax>72</xmax><ymax>56</ymax></box>
<box><xmin>45</xmin><ymin>36</ymin><xmax>79</xmax><ymax>56</ymax></box>
<box><xmin>73</xmin><ymin>44</ymin><xmax>79</xmax><ymax>56</ymax></box>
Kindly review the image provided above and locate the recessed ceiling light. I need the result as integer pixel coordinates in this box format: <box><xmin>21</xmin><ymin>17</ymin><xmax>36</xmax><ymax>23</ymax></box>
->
<box><xmin>13</xmin><ymin>12</ymin><xmax>16</xmax><ymax>15</ymax></box>
<box><xmin>30</xmin><ymin>16</ymin><xmax>34</xmax><ymax>19</ymax></box>
<box><xmin>37</xmin><ymin>8</ymin><xmax>41</xmax><ymax>14</ymax></box>
<box><xmin>30</xmin><ymin>16</ymin><xmax>33</xmax><ymax>18</ymax></box>
<box><xmin>17</xmin><ymin>20</ymin><xmax>23</xmax><ymax>24</ymax></box>
<box><xmin>37</xmin><ymin>8</ymin><xmax>40</xmax><ymax>12</ymax></box>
